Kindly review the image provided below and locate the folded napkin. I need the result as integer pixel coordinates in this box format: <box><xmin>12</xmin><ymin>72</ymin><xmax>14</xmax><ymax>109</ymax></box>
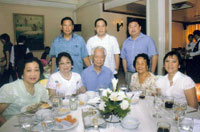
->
<box><xmin>87</xmin><ymin>97</ymin><xmax>100</xmax><ymax>105</ymax></box>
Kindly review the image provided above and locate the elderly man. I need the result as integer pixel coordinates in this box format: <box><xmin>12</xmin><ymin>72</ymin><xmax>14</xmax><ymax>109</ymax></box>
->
<box><xmin>81</xmin><ymin>46</ymin><xmax>114</xmax><ymax>91</ymax></box>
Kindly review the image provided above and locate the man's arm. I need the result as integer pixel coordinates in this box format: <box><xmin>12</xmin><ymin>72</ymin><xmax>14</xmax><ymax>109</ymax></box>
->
<box><xmin>114</xmin><ymin>54</ymin><xmax>120</xmax><ymax>72</ymax></box>
<box><xmin>122</xmin><ymin>58</ymin><xmax>127</xmax><ymax>73</ymax></box>
<box><xmin>51</xmin><ymin>57</ymin><xmax>56</xmax><ymax>73</ymax></box>
<box><xmin>83</xmin><ymin>56</ymin><xmax>91</xmax><ymax>67</ymax></box>
<box><xmin>151</xmin><ymin>55</ymin><xmax>158</xmax><ymax>73</ymax></box>
<box><xmin>5</xmin><ymin>51</ymin><xmax>10</xmax><ymax>70</ymax></box>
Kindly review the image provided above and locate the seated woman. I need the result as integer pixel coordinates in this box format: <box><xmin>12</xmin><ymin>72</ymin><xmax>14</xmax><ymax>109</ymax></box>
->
<box><xmin>40</xmin><ymin>46</ymin><xmax>50</xmax><ymax>66</ymax></box>
<box><xmin>156</xmin><ymin>51</ymin><xmax>198</xmax><ymax>109</ymax></box>
<box><xmin>0</xmin><ymin>57</ymin><xmax>49</xmax><ymax>125</ymax></box>
<box><xmin>129</xmin><ymin>53</ymin><xmax>157</xmax><ymax>94</ymax></box>
<box><xmin>47</xmin><ymin>52</ymin><xmax>85</xmax><ymax>97</ymax></box>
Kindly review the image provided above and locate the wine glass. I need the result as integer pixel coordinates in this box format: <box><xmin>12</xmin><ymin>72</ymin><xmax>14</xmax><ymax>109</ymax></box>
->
<box><xmin>119</xmin><ymin>84</ymin><xmax>128</xmax><ymax>94</ymax></box>
<box><xmin>92</xmin><ymin>117</ymin><xmax>100</xmax><ymax>132</ymax></box>
<box><xmin>18</xmin><ymin>115</ymin><xmax>33</xmax><ymax>132</ymax></box>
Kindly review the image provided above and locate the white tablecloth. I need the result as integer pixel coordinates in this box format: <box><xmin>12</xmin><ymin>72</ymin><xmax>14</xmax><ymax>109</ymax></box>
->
<box><xmin>1</xmin><ymin>96</ymin><xmax>200</xmax><ymax>132</ymax></box>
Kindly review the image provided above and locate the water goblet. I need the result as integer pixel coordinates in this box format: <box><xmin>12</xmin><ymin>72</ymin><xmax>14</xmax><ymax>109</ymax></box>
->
<box><xmin>173</xmin><ymin>102</ymin><xmax>187</xmax><ymax>121</ymax></box>
<box><xmin>69</xmin><ymin>95</ymin><xmax>78</xmax><ymax>111</ymax></box>
<box><xmin>178</xmin><ymin>116</ymin><xmax>194</xmax><ymax>132</ymax></box>
<box><xmin>41</xmin><ymin>113</ymin><xmax>55</xmax><ymax>132</ymax></box>
<box><xmin>119</xmin><ymin>84</ymin><xmax>128</xmax><ymax>94</ymax></box>
<box><xmin>18</xmin><ymin>115</ymin><xmax>33</xmax><ymax>132</ymax></box>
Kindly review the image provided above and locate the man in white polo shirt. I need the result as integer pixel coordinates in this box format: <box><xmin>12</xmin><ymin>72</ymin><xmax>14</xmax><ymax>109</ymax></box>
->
<box><xmin>87</xmin><ymin>18</ymin><xmax>120</xmax><ymax>77</ymax></box>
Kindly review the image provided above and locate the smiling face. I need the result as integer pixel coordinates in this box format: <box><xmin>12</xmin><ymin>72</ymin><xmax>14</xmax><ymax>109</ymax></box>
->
<box><xmin>128</xmin><ymin>21</ymin><xmax>141</xmax><ymax>38</ymax></box>
<box><xmin>61</xmin><ymin>20</ymin><xmax>74</xmax><ymax>36</ymax></box>
<box><xmin>164</xmin><ymin>55</ymin><xmax>179</xmax><ymax>75</ymax></box>
<box><xmin>93</xmin><ymin>48</ymin><xmax>105</xmax><ymax>68</ymax></box>
<box><xmin>95</xmin><ymin>20</ymin><xmax>107</xmax><ymax>37</ymax></box>
<box><xmin>23</xmin><ymin>61</ymin><xmax>40</xmax><ymax>85</ymax></box>
<box><xmin>58</xmin><ymin>56</ymin><xmax>72</xmax><ymax>74</ymax></box>
<box><xmin>135</xmin><ymin>57</ymin><xmax>148</xmax><ymax>74</ymax></box>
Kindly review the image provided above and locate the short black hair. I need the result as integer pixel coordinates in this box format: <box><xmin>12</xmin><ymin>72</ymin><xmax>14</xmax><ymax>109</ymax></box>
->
<box><xmin>193</xmin><ymin>30</ymin><xmax>200</xmax><ymax>36</ymax></box>
<box><xmin>17</xmin><ymin>57</ymin><xmax>43</xmax><ymax>79</ymax></box>
<box><xmin>94</xmin><ymin>18</ymin><xmax>107</xmax><ymax>27</ymax></box>
<box><xmin>0</xmin><ymin>33</ymin><xmax>10</xmax><ymax>42</ymax></box>
<box><xmin>56</xmin><ymin>52</ymin><xmax>73</xmax><ymax>67</ymax></box>
<box><xmin>17</xmin><ymin>35</ymin><xmax>26</xmax><ymax>44</ymax></box>
<box><xmin>128</xmin><ymin>18</ymin><xmax>142</xmax><ymax>27</ymax></box>
<box><xmin>188</xmin><ymin>34</ymin><xmax>194</xmax><ymax>38</ymax></box>
<box><xmin>163</xmin><ymin>51</ymin><xmax>182</xmax><ymax>70</ymax></box>
<box><xmin>133</xmin><ymin>53</ymin><xmax>150</xmax><ymax>69</ymax></box>
<box><xmin>61</xmin><ymin>17</ymin><xmax>74</xmax><ymax>25</ymax></box>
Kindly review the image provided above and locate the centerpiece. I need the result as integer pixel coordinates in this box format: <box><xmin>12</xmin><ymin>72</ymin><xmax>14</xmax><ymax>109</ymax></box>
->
<box><xmin>98</xmin><ymin>78</ymin><xmax>131</xmax><ymax>123</ymax></box>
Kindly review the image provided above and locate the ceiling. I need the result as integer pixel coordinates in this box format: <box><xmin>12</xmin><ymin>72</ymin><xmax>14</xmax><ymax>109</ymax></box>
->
<box><xmin>0</xmin><ymin>0</ymin><xmax>199</xmax><ymax>23</ymax></box>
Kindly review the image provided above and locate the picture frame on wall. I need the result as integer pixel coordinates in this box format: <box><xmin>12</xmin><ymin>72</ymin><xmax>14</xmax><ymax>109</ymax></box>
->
<box><xmin>13</xmin><ymin>13</ymin><xmax>45</xmax><ymax>50</ymax></box>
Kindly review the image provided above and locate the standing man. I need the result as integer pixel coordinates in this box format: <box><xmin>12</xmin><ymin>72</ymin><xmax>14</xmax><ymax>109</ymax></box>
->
<box><xmin>121</xmin><ymin>19</ymin><xmax>158</xmax><ymax>86</ymax></box>
<box><xmin>81</xmin><ymin>46</ymin><xmax>114</xmax><ymax>92</ymax></box>
<box><xmin>188</xmin><ymin>30</ymin><xmax>200</xmax><ymax>83</ymax></box>
<box><xmin>49</xmin><ymin>17</ymin><xmax>91</xmax><ymax>74</ymax></box>
<box><xmin>0</xmin><ymin>33</ymin><xmax>16</xmax><ymax>87</ymax></box>
<box><xmin>87</xmin><ymin>18</ymin><xmax>120</xmax><ymax>77</ymax></box>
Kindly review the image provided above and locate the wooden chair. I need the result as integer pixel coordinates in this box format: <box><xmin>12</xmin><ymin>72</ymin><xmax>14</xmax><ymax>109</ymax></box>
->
<box><xmin>195</xmin><ymin>83</ymin><xmax>200</xmax><ymax>102</ymax></box>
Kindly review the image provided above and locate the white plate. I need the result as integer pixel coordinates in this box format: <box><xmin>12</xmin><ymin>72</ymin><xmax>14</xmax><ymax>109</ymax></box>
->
<box><xmin>121</xmin><ymin>117</ymin><xmax>140</xmax><ymax>129</ymax></box>
<box><xmin>21</xmin><ymin>104</ymin><xmax>38</xmax><ymax>115</ymax></box>
<box><xmin>54</xmin><ymin>117</ymin><xmax>79</xmax><ymax>131</ymax></box>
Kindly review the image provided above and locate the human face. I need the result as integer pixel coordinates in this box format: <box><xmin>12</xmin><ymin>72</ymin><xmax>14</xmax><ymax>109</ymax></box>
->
<box><xmin>61</xmin><ymin>20</ymin><xmax>74</xmax><ymax>36</ymax></box>
<box><xmin>135</xmin><ymin>57</ymin><xmax>148</xmax><ymax>74</ymax></box>
<box><xmin>58</xmin><ymin>56</ymin><xmax>72</xmax><ymax>74</ymax></box>
<box><xmin>128</xmin><ymin>21</ymin><xmax>141</xmax><ymax>38</ymax></box>
<box><xmin>95</xmin><ymin>20</ymin><xmax>107</xmax><ymax>37</ymax></box>
<box><xmin>93</xmin><ymin>49</ymin><xmax>105</xmax><ymax>68</ymax></box>
<box><xmin>23</xmin><ymin>61</ymin><xmax>40</xmax><ymax>85</ymax></box>
<box><xmin>164</xmin><ymin>55</ymin><xmax>179</xmax><ymax>75</ymax></box>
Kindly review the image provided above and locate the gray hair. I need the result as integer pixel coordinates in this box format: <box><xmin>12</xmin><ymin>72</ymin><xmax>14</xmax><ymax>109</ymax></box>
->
<box><xmin>91</xmin><ymin>46</ymin><xmax>107</xmax><ymax>56</ymax></box>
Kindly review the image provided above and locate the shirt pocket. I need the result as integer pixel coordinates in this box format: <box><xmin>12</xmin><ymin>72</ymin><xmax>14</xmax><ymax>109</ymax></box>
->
<box><xmin>72</xmin><ymin>44</ymin><xmax>80</xmax><ymax>56</ymax></box>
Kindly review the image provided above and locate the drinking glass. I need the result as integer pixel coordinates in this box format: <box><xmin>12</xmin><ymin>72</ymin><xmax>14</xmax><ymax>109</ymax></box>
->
<box><xmin>18</xmin><ymin>115</ymin><xmax>33</xmax><ymax>132</ymax></box>
<box><xmin>98</xmin><ymin>85</ymin><xmax>106</xmax><ymax>97</ymax></box>
<box><xmin>157</xmin><ymin>122</ymin><xmax>171</xmax><ymax>132</ymax></box>
<box><xmin>178</xmin><ymin>116</ymin><xmax>194</xmax><ymax>132</ymax></box>
<box><xmin>41</xmin><ymin>113</ymin><xmax>55</xmax><ymax>132</ymax></box>
<box><xmin>119</xmin><ymin>84</ymin><xmax>128</xmax><ymax>94</ymax></box>
<box><xmin>139</xmin><ymin>89</ymin><xmax>146</xmax><ymax>99</ymax></box>
<box><xmin>173</xmin><ymin>102</ymin><xmax>187</xmax><ymax>121</ymax></box>
<box><xmin>51</xmin><ymin>96</ymin><xmax>61</xmax><ymax>108</ymax></box>
<box><xmin>152</xmin><ymin>96</ymin><xmax>163</xmax><ymax>118</ymax></box>
<box><xmin>164</xmin><ymin>96</ymin><xmax>174</xmax><ymax>109</ymax></box>
<box><xmin>69</xmin><ymin>96</ymin><xmax>78</xmax><ymax>111</ymax></box>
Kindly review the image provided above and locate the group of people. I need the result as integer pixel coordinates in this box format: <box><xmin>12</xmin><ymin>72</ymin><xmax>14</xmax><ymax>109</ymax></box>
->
<box><xmin>0</xmin><ymin>16</ymin><xmax>199</xmax><ymax>125</ymax></box>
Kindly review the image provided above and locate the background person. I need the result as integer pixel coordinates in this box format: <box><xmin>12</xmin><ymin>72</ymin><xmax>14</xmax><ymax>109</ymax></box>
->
<box><xmin>81</xmin><ymin>46</ymin><xmax>114</xmax><ymax>92</ymax></box>
<box><xmin>156</xmin><ymin>51</ymin><xmax>198</xmax><ymax>109</ymax></box>
<box><xmin>49</xmin><ymin>17</ymin><xmax>91</xmax><ymax>74</ymax></box>
<box><xmin>120</xmin><ymin>19</ymin><xmax>158</xmax><ymax>88</ymax></box>
<box><xmin>87</xmin><ymin>18</ymin><xmax>120</xmax><ymax>77</ymax></box>
<box><xmin>47</xmin><ymin>52</ymin><xmax>85</xmax><ymax>97</ymax></box>
<box><xmin>129</xmin><ymin>53</ymin><xmax>157</xmax><ymax>94</ymax></box>
<box><xmin>0</xmin><ymin>57</ymin><xmax>49</xmax><ymax>125</ymax></box>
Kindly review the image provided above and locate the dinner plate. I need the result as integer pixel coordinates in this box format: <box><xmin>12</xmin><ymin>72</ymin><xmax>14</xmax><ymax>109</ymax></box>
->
<box><xmin>21</xmin><ymin>104</ymin><xmax>38</xmax><ymax>115</ymax></box>
<box><xmin>54</xmin><ymin>116</ymin><xmax>79</xmax><ymax>131</ymax></box>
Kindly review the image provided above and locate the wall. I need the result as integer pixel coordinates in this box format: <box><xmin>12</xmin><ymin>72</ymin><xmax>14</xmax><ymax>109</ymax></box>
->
<box><xmin>0</xmin><ymin>3</ymin><xmax>74</xmax><ymax>58</ymax></box>
<box><xmin>172</xmin><ymin>22</ymin><xmax>186</xmax><ymax>48</ymax></box>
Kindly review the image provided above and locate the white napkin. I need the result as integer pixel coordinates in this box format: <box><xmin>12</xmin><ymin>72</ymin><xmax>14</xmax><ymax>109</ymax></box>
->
<box><xmin>193</xmin><ymin>119</ymin><xmax>200</xmax><ymax>132</ymax></box>
<box><xmin>87</xmin><ymin>97</ymin><xmax>100</xmax><ymax>104</ymax></box>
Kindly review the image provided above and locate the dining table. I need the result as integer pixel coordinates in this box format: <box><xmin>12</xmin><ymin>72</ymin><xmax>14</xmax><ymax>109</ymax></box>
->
<box><xmin>0</xmin><ymin>94</ymin><xmax>200</xmax><ymax>132</ymax></box>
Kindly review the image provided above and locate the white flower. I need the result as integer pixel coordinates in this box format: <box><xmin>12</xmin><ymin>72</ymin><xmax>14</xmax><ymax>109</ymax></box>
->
<box><xmin>99</xmin><ymin>101</ymin><xmax>106</xmax><ymax>111</ymax></box>
<box><xmin>109</xmin><ymin>92</ymin><xmax>118</xmax><ymax>101</ymax></box>
<box><xmin>102</xmin><ymin>88</ymin><xmax>112</xmax><ymax>97</ymax></box>
<box><xmin>112</xmin><ymin>78</ymin><xmax>118</xmax><ymax>92</ymax></box>
<box><xmin>120</xmin><ymin>100</ymin><xmax>129</xmax><ymax>110</ymax></box>
<box><xmin>117</xmin><ymin>91</ymin><xmax>126</xmax><ymax>101</ymax></box>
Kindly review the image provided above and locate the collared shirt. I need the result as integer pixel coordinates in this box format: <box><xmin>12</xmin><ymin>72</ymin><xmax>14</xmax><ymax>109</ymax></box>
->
<box><xmin>47</xmin><ymin>71</ymin><xmax>83</xmax><ymax>96</ymax></box>
<box><xmin>155</xmin><ymin>71</ymin><xmax>195</xmax><ymax>103</ymax></box>
<box><xmin>49</xmin><ymin>33</ymin><xmax>89</xmax><ymax>74</ymax></box>
<box><xmin>186</xmin><ymin>42</ymin><xmax>195</xmax><ymax>59</ymax></box>
<box><xmin>81</xmin><ymin>65</ymin><xmax>114</xmax><ymax>92</ymax></box>
<box><xmin>120</xmin><ymin>33</ymin><xmax>158</xmax><ymax>72</ymax></box>
<box><xmin>87</xmin><ymin>34</ymin><xmax>120</xmax><ymax>74</ymax></box>
<box><xmin>0</xmin><ymin>79</ymin><xmax>49</xmax><ymax>120</ymax></box>
<box><xmin>190</xmin><ymin>38</ymin><xmax>200</xmax><ymax>57</ymax></box>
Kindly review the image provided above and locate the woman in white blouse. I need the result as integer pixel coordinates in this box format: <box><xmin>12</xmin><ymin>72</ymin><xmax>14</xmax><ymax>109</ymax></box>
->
<box><xmin>47</xmin><ymin>52</ymin><xmax>86</xmax><ymax>97</ymax></box>
<box><xmin>156</xmin><ymin>51</ymin><xmax>198</xmax><ymax>109</ymax></box>
<box><xmin>129</xmin><ymin>53</ymin><xmax>157</xmax><ymax>94</ymax></box>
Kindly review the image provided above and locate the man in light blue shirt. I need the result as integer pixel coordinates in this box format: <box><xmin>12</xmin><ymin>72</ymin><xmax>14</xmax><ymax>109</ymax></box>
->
<box><xmin>81</xmin><ymin>46</ymin><xmax>114</xmax><ymax>92</ymax></box>
<box><xmin>49</xmin><ymin>17</ymin><xmax>91</xmax><ymax>74</ymax></box>
<box><xmin>121</xmin><ymin>19</ymin><xmax>158</xmax><ymax>86</ymax></box>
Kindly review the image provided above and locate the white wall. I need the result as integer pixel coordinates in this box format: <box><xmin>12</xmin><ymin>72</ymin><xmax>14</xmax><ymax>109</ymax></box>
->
<box><xmin>0</xmin><ymin>3</ymin><xmax>74</xmax><ymax>58</ymax></box>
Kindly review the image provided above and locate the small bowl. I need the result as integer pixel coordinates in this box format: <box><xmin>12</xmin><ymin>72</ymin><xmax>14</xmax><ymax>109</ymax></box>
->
<box><xmin>35</xmin><ymin>109</ymin><xmax>51</xmax><ymax>121</ymax></box>
<box><xmin>121</xmin><ymin>116</ymin><xmax>140</xmax><ymax>129</ymax></box>
<box><xmin>86</xmin><ymin>91</ymin><xmax>97</xmax><ymax>99</ymax></box>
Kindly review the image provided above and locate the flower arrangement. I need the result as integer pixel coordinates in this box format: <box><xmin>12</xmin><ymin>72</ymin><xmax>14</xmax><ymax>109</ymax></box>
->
<box><xmin>99</xmin><ymin>78</ymin><xmax>131</xmax><ymax>120</ymax></box>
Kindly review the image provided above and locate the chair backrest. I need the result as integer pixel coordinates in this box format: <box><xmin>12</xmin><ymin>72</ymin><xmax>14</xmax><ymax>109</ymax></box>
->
<box><xmin>195</xmin><ymin>83</ymin><xmax>200</xmax><ymax>102</ymax></box>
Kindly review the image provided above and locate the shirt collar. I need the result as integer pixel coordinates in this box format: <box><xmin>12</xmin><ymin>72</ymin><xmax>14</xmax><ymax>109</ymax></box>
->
<box><xmin>166</xmin><ymin>71</ymin><xmax>181</xmax><ymax>82</ymax></box>
<box><xmin>128</xmin><ymin>33</ymin><xmax>144</xmax><ymax>41</ymax></box>
<box><xmin>90</xmin><ymin>64</ymin><xmax>105</xmax><ymax>74</ymax></box>
<box><xmin>95</xmin><ymin>34</ymin><xmax>108</xmax><ymax>39</ymax></box>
